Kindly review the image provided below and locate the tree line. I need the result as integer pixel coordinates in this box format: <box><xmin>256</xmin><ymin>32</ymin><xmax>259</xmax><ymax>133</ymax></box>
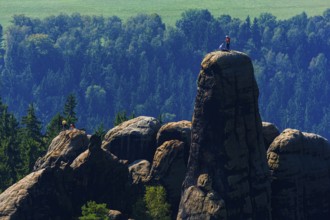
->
<box><xmin>0</xmin><ymin>95</ymin><xmax>78</xmax><ymax>192</ymax></box>
<box><xmin>0</xmin><ymin>9</ymin><xmax>330</xmax><ymax>190</ymax></box>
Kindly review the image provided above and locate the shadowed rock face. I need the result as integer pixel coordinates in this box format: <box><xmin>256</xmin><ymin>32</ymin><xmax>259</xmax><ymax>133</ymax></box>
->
<box><xmin>156</xmin><ymin>121</ymin><xmax>191</xmax><ymax>165</ymax></box>
<box><xmin>268</xmin><ymin>129</ymin><xmax>330</xmax><ymax>220</ymax></box>
<box><xmin>128</xmin><ymin>159</ymin><xmax>151</xmax><ymax>184</ymax></box>
<box><xmin>262</xmin><ymin>122</ymin><xmax>280</xmax><ymax>150</ymax></box>
<box><xmin>0</xmin><ymin>167</ymin><xmax>74</xmax><ymax>220</ymax></box>
<box><xmin>0</xmin><ymin>135</ymin><xmax>130</xmax><ymax>220</ymax></box>
<box><xmin>178</xmin><ymin>50</ymin><xmax>271</xmax><ymax>220</ymax></box>
<box><xmin>156</xmin><ymin>121</ymin><xmax>192</xmax><ymax>147</ymax></box>
<box><xmin>148</xmin><ymin>140</ymin><xmax>187</xmax><ymax>216</ymax></box>
<box><xmin>102</xmin><ymin>116</ymin><xmax>161</xmax><ymax>163</ymax></box>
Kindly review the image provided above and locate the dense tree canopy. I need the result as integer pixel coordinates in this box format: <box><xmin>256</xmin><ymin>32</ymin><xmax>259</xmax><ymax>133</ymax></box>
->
<box><xmin>0</xmin><ymin>9</ymin><xmax>329</xmax><ymax>145</ymax></box>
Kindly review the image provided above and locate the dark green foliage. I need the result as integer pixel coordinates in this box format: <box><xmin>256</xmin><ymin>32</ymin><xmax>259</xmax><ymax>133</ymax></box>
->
<box><xmin>79</xmin><ymin>201</ymin><xmax>109</xmax><ymax>220</ymax></box>
<box><xmin>114</xmin><ymin>111</ymin><xmax>135</xmax><ymax>126</ymax></box>
<box><xmin>0</xmin><ymin>100</ymin><xmax>20</xmax><ymax>191</ymax></box>
<box><xmin>144</xmin><ymin>185</ymin><xmax>171</xmax><ymax>220</ymax></box>
<box><xmin>132</xmin><ymin>185</ymin><xmax>171</xmax><ymax>220</ymax></box>
<box><xmin>0</xmin><ymin>9</ymin><xmax>330</xmax><ymax>140</ymax></box>
<box><xmin>45</xmin><ymin>113</ymin><xmax>64</xmax><ymax>145</ymax></box>
<box><xmin>132</xmin><ymin>197</ymin><xmax>151</xmax><ymax>220</ymax></box>
<box><xmin>18</xmin><ymin>104</ymin><xmax>45</xmax><ymax>175</ymax></box>
<box><xmin>94</xmin><ymin>123</ymin><xmax>106</xmax><ymax>140</ymax></box>
<box><xmin>63</xmin><ymin>93</ymin><xmax>78</xmax><ymax>126</ymax></box>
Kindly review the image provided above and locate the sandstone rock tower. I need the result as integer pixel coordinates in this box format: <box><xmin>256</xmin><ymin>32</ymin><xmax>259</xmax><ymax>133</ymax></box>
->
<box><xmin>177</xmin><ymin>50</ymin><xmax>271</xmax><ymax>220</ymax></box>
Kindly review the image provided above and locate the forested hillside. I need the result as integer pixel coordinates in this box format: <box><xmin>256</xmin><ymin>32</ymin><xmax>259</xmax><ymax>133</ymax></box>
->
<box><xmin>0</xmin><ymin>9</ymin><xmax>330</xmax><ymax>138</ymax></box>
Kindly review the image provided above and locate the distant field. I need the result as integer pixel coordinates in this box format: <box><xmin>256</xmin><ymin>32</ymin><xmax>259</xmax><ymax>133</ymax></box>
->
<box><xmin>0</xmin><ymin>0</ymin><xmax>329</xmax><ymax>29</ymax></box>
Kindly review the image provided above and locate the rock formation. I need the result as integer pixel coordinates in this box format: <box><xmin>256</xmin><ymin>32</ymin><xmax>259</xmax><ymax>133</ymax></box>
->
<box><xmin>148</xmin><ymin>140</ymin><xmax>187</xmax><ymax>216</ymax></box>
<box><xmin>129</xmin><ymin>159</ymin><xmax>151</xmax><ymax>184</ymax></box>
<box><xmin>108</xmin><ymin>209</ymin><xmax>127</xmax><ymax>220</ymax></box>
<box><xmin>262</xmin><ymin>122</ymin><xmax>280</xmax><ymax>150</ymax></box>
<box><xmin>177</xmin><ymin>50</ymin><xmax>271</xmax><ymax>219</ymax></box>
<box><xmin>0</xmin><ymin>166</ymin><xmax>74</xmax><ymax>219</ymax></box>
<box><xmin>156</xmin><ymin>120</ymin><xmax>191</xmax><ymax>165</ymax></box>
<box><xmin>267</xmin><ymin>129</ymin><xmax>330</xmax><ymax>220</ymax></box>
<box><xmin>0</xmin><ymin>135</ymin><xmax>131</xmax><ymax>219</ymax></box>
<box><xmin>34</xmin><ymin>129</ymin><xmax>89</xmax><ymax>170</ymax></box>
<box><xmin>102</xmin><ymin>116</ymin><xmax>161</xmax><ymax>163</ymax></box>
<box><xmin>156</xmin><ymin>120</ymin><xmax>191</xmax><ymax>147</ymax></box>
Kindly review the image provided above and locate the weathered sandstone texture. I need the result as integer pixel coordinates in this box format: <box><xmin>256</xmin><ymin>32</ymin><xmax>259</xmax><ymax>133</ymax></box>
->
<box><xmin>268</xmin><ymin>129</ymin><xmax>330</xmax><ymax>220</ymax></box>
<box><xmin>177</xmin><ymin>50</ymin><xmax>271</xmax><ymax>220</ymax></box>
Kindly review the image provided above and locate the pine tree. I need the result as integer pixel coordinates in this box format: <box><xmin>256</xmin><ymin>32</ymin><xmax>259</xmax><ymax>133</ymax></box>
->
<box><xmin>18</xmin><ymin>104</ymin><xmax>45</xmax><ymax>175</ymax></box>
<box><xmin>63</xmin><ymin>93</ymin><xmax>78</xmax><ymax>126</ymax></box>
<box><xmin>45</xmin><ymin>113</ymin><xmax>64</xmax><ymax>145</ymax></box>
<box><xmin>0</xmin><ymin>99</ymin><xmax>20</xmax><ymax>192</ymax></box>
<box><xmin>21</xmin><ymin>104</ymin><xmax>43</xmax><ymax>142</ymax></box>
<box><xmin>79</xmin><ymin>201</ymin><xmax>109</xmax><ymax>220</ymax></box>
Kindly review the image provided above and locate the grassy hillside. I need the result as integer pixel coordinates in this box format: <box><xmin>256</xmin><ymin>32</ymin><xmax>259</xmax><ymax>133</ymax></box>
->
<box><xmin>0</xmin><ymin>0</ymin><xmax>328</xmax><ymax>29</ymax></box>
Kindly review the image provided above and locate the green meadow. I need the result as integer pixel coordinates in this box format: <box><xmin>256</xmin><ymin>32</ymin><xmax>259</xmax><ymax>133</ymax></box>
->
<box><xmin>0</xmin><ymin>0</ymin><xmax>329</xmax><ymax>28</ymax></box>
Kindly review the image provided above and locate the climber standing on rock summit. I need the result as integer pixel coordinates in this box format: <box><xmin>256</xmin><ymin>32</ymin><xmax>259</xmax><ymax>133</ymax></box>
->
<box><xmin>219</xmin><ymin>35</ymin><xmax>231</xmax><ymax>51</ymax></box>
<box><xmin>225</xmin><ymin>35</ymin><xmax>230</xmax><ymax>50</ymax></box>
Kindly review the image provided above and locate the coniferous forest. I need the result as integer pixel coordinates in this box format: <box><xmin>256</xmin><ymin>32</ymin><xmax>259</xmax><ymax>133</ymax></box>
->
<box><xmin>0</xmin><ymin>9</ymin><xmax>330</xmax><ymax>191</ymax></box>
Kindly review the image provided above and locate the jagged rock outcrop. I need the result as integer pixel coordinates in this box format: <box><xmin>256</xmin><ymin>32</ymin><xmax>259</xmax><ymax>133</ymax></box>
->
<box><xmin>267</xmin><ymin>129</ymin><xmax>330</xmax><ymax>220</ymax></box>
<box><xmin>0</xmin><ymin>134</ymin><xmax>131</xmax><ymax>219</ymax></box>
<box><xmin>34</xmin><ymin>129</ymin><xmax>89</xmax><ymax>170</ymax></box>
<box><xmin>178</xmin><ymin>50</ymin><xmax>271</xmax><ymax>219</ymax></box>
<box><xmin>102</xmin><ymin>116</ymin><xmax>161</xmax><ymax>163</ymax></box>
<box><xmin>128</xmin><ymin>159</ymin><xmax>150</xmax><ymax>184</ymax></box>
<box><xmin>148</xmin><ymin>140</ymin><xmax>187</xmax><ymax>215</ymax></box>
<box><xmin>262</xmin><ymin>122</ymin><xmax>280</xmax><ymax>149</ymax></box>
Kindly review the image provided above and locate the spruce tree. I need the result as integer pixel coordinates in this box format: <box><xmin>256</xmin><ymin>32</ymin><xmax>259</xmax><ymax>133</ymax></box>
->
<box><xmin>0</xmin><ymin>99</ymin><xmax>20</xmax><ymax>192</ymax></box>
<box><xmin>45</xmin><ymin>113</ymin><xmax>64</xmax><ymax>145</ymax></box>
<box><xmin>63</xmin><ymin>93</ymin><xmax>78</xmax><ymax>126</ymax></box>
<box><xmin>19</xmin><ymin>104</ymin><xmax>45</xmax><ymax>175</ymax></box>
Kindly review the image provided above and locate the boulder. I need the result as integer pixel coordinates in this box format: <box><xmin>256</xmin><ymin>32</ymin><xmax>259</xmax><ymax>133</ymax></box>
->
<box><xmin>178</xmin><ymin>175</ymin><xmax>226</xmax><ymax>220</ymax></box>
<box><xmin>177</xmin><ymin>50</ymin><xmax>271</xmax><ymax>219</ymax></box>
<box><xmin>156</xmin><ymin>120</ymin><xmax>191</xmax><ymax>146</ymax></box>
<box><xmin>267</xmin><ymin>129</ymin><xmax>330</xmax><ymax>220</ymax></box>
<box><xmin>102</xmin><ymin>116</ymin><xmax>161</xmax><ymax>163</ymax></box>
<box><xmin>34</xmin><ymin>129</ymin><xmax>89</xmax><ymax>170</ymax></box>
<box><xmin>148</xmin><ymin>140</ymin><xmax>186</xmax><ymax>215</ymax></box>
<box><xmin>262</xmin><ymin>122</ymin><xmax>280</xmax><ymax>149</ymax></box>
<box><xmin>128</xmin><ymin>159</ymin><xmax>150</xmax><ymax>184</ymax></box>
<box><xmin>156</xmin><ymin>120</ymin><xmax>191</xmax><ymax>164</ymax></box>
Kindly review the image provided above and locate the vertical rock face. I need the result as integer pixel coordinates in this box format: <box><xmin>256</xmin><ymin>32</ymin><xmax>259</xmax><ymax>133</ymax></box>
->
<box><xmin>178</xmin><ymin>51</ymin><xmax>271</xmax><ymax>220</ymax></box>
<box><xmin>268</xmin><ymin>129</ymin><xmax>330</xmax><ymax>220</ymax></box>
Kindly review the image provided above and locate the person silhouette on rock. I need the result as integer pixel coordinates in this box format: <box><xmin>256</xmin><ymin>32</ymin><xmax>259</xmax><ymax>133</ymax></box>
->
<box><xmin>219</xmin><ymin>35</ymin><xmax>231</xmax><ymax>51</ymax></box>
<box><xmin>225</xmin><ymin>35</ymin><xmax>230</xmax><ymax>50</ymax></box>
